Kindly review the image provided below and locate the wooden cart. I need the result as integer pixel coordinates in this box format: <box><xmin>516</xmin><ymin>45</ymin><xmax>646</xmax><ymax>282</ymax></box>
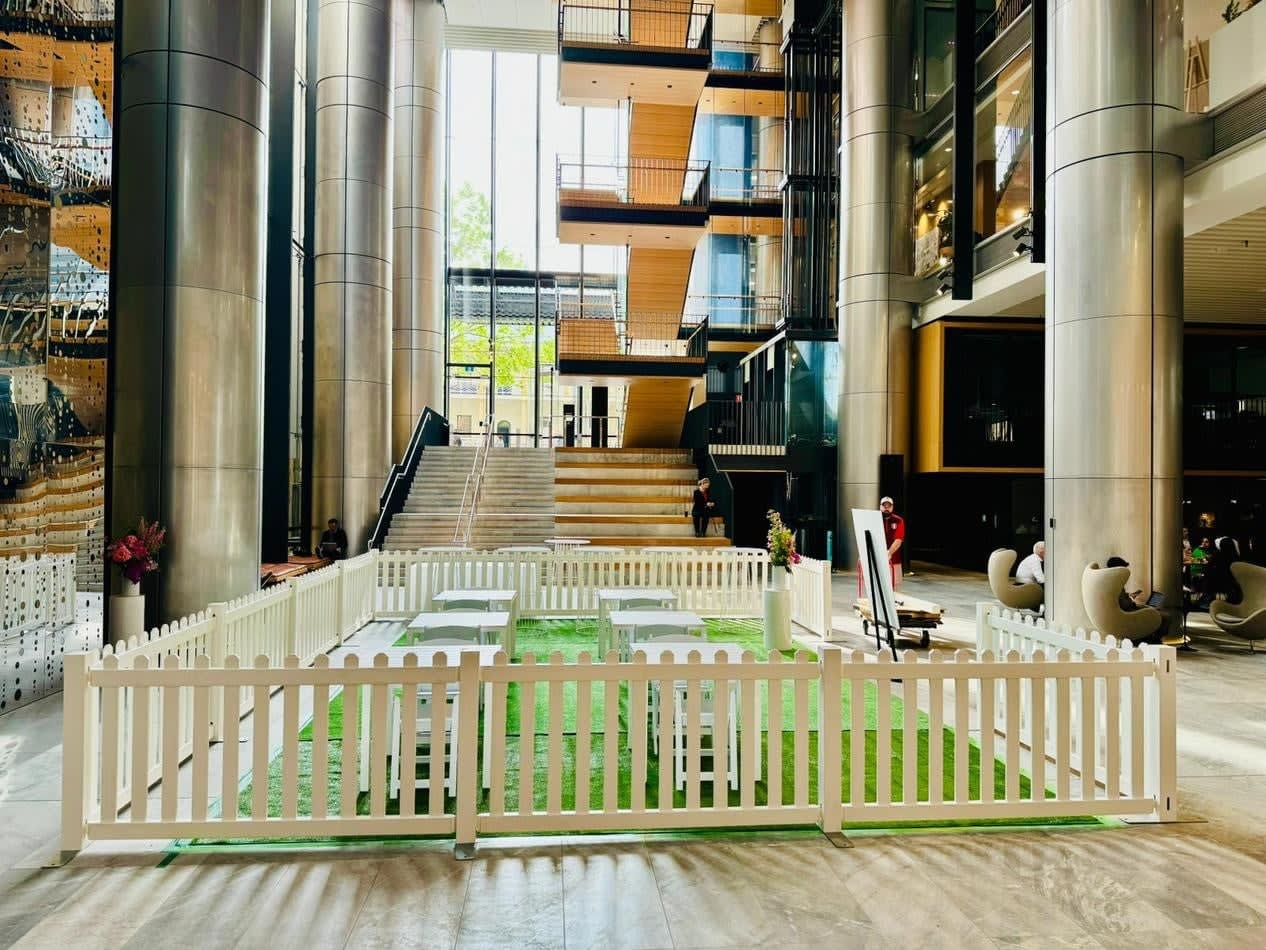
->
<box><xmin>853</xmin><ymin>594</ymin><xmax>945</xmax><ymax>654</ymax></box>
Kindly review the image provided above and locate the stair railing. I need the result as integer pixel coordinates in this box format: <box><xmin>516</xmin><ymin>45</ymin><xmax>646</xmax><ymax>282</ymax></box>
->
<box><xmin>994</xmin><ymin>81</ymin><xmax>1033</xmax><ymax>203</ymax></box>
<box><xmin>453</xmin><ymin>414</ymin><xmax>495</xmax><ymax>546</ymax></box>
<box><xmin>370</xmin><ymin>407</ymin><xmax>450</xmax><ymax>549</ymax></box>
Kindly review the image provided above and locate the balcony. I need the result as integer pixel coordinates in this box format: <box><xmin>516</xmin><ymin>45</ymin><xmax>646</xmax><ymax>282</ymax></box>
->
<box><xmin>557</xmin><ymin>158</ymin><xmax>710</xmax><ymax>247</ymax></box>
<box><xmin>683</xmin><ymin>399</ymin><xmax>786</xmax><ymax>456</ymax></box>
<box><xmin>701</xmin><ymin>40</ymin><xmax>784</xmax><ymax>115</ymax></box>
<box><xmin>557</xmin><ymin>0</ymin><xmax>714</xmax><ymax>107</ymax></box>
<box><xmin>682</xmin><ymin>294</ymin><xmax>780</xmax><ymax>342</ymax></box>
<box><xmin>708</xmin><ymin>167</ymin><xmax>782</xmax><ymax>232</ymax></box>
<box><xmin>557</xmin><ymin>311</ymin><xmax>706</xmax><ymax>377</ymax></box>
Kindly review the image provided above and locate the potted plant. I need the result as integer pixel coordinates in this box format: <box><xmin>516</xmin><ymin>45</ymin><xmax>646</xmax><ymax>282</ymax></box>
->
<box><xmin>764</xmin><ymin>510</ymin><xmax>799</xmax><ymax>650</ymax></box>
<box><xmin>106</xmin><ymin>519</ymin><xmax>166</xmax><ymax>643</ymax></box>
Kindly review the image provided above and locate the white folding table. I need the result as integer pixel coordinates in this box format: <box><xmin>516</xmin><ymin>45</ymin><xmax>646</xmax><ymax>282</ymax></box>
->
<box><xmin>596</xmin><ymin>588</ymin><xmax>677</xmax><ymax>655</ymax></box>
<box><xmin>431</xmin><ymin>590</ymin><xmax>519</xmax><ymax>653</ymax></box>
<box><xmin>609</xmin><ymin>608</ymin><xmax>705</xmax><ymax>661</ymax></box>
<box><xmin>404</xmin><ymin>610</ymin><xmax>511</xmax><ymax>653</ymax></box>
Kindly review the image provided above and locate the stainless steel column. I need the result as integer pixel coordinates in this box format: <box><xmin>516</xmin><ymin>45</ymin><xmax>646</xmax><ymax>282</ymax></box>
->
<box><xmin>1044</xmin><ymin>0</ymin><xmax>1184</xmax><ymax>625</ymax></box>
<box><xmin>391</xmin><ymin>0</ymin><xmax>445</xmax><ymax>459</ymax></box>
<box><xmin>836</xmin><ymin>0</ymin><xmax>913</xmax><ymax>564</ymax></box>
<box><xmin>754</xmin><ymin>18</ymin><xmax>784</xmax><ymax>305</ymax></box>
<box><xmin>313</xmin><ymin>0</ymin><xmax>394</xmax><ymax>552</ymax></box>
<box><xmin>113</xmin><ymin>0</ymin><xmax>269</xmax><ymax>619</ymax></box>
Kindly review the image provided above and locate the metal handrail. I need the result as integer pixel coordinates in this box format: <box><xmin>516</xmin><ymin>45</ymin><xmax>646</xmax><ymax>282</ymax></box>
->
<box><xmin>711</xmin><ymin>40</ymin><xmax>781</xmax><ymax>73</ymax></box>
<box><xmin>453</xmin><ymin>414</ymin><xmax>495</xmax><ymax>546</ymax></box>
<box><xmin>558</xmin><ymin>0</ymin><xmax>715</xmax><ymax>53</ymax></box>
<box><xmin>709</xmin><ymin>167</ymin><xmax>782</xmax><ymax>202</ymax></box>
<box><xmin>370</xmin><ymin>407</ymin><xmax>449</xmax><ymax>549</ymax></box>
<box><xmin>557</xmin><ymin>158</ymin><xmax>711</xmax><ymax>208</ymax></box>
<box><xmin>547</xmin><ymin>414</ymin><xmax>624</xmax><ymax>448</ymax></box>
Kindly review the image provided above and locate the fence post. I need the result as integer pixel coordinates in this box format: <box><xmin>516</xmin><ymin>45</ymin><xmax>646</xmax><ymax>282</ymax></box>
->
<box><xmin>454</xmin><ymin>650</ymin><xmax>481</xmax><ymax>857</ymax></box>
<box><xmin>819</xmin><ymin>559</ymin><xmax>833</xmax><ymax>637</ymax></box>
<box><xmin>1145</xmin><ymin>645</ymin><xmax>1178</xmax><ymax>821</ymax></box>
<box><xmin>207</xmin><ymin>602</ymin><xmax>228</xmax><ymax>741</ymax></box>
<box><xmin>60</xmin><ymin>651</ymin><xmax>93</xmax><ymax>859</ymax></box>
<box><xmin>334</xmin><ymin>561</ymin><xmax>347</xmax><ymax>644</ymax></box>
<box><xmin>818</xmin><ymin>645</ymin><xmax>844</xmax><ymax>838</ymax></box>
<box><xmin>975</xmin><ymin>602</ymin><xmax>992</xmax><ymax>655</ymax></box>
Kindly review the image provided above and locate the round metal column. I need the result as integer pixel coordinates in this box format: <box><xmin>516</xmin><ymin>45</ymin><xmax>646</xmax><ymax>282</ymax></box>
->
<box><xmin>313</xmin><ymin>0</ymin><xmax>394</xmax><ymax>552</ymax></box>
<box><xmin>836</xmin><ymin>0</ymin><xmax>914</xmax><ymax>564</ymax></box>
<box><xmin>391</xmin><ymin>0</ymin><xmax>446</xmax><ymax>459</ymax></box>
<box><xmin>1044</xmin><ymin>0</ymin><xmax>1184</xmax><ymax>624</ymax></box>
<box><xmin>113</xmin><ymin>0</ymin><xmax>269</xmax><ymax>619</ymax></box>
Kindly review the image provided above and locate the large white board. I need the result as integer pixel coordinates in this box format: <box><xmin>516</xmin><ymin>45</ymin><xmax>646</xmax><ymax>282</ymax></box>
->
<box><xmin>852</xmin><ymin>507</ymin><xmax>900</xmax><ymax>640</ymax></box>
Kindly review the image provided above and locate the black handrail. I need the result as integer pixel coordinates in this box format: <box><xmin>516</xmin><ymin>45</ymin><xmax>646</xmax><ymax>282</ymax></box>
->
<box><xmin>370</xmin><ymin>406</ymin><xmax>450</xmax><ymax>549</ymax></box>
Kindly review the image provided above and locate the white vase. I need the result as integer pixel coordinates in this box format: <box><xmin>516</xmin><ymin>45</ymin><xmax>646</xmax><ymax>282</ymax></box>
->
<box><xmin>110</xmin><ymin>580</ymin><xmax>146</xmax><ymax>645</ymax></box>
<box><xmin>766</xmin><ymin>567</ymin><xmax>791</xmax><ymax>590</ymax></box>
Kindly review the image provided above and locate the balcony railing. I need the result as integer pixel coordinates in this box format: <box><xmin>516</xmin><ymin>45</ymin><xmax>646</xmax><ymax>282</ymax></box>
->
<box><xmin>683</xmin><ymin>399</ymin><xmax>786</xmax><ymax>453</ymax></box>
<box><xmin>557</xmin><ymin>158</ymin><xmax>711</xmax><ymax>209</ymax></box>
<box><xmin>711</xmin><ymin>40</ymin><xmax>781</xmax><ymax>73</ymax></box>
<box><xmin>976</xmin><ymin>0</ymin><xmax>1032</xmax><ymax>50</ymax></box>
<box><xmin>558</xmin><ymin>312</ymin><xmax>706</xmax><ymax>362</ymax></box>
<box><xmin>709</xmin><ymin>167</ymin><xmax>782</xmax><ymax>202</ymax></box>
<box><xmin>558</xmin><ymin>0</ymin><xmax>714</xmax><ymax>54</ymax></box>
<box><xmin>1186</xmin><ymin>396</ymin><xmax>1266</xmax><ymax>470</ymax></box>
<box><xmin>683</xmin><ymin>294</ymin><xmax>780</xmax><ymax>333</ymax></box>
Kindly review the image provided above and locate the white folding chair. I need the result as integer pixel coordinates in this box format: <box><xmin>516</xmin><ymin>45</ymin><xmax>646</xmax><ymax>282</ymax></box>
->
<box><xmin>412</xmin><ymin>623</ymin><xmax>481</xmax><ymax>645</ymax></box>
<box><xmin>642</xmin><ymin>627</ymin><xmax>706</xmax><ymax>752</ymax></box>
<box><xmin>389</xmin><ymin>690</ymin><xmax>459</xmax><ymax>799</ymax></box>
<box><xmin>439</xmin><ymin>598</ymin><xmax>489</xmax><ymax>611</ymax></box>
<box><xmin>672</xmin><ymin>676</ymin><xmax>739</xmax><ymax>792</ymax></box>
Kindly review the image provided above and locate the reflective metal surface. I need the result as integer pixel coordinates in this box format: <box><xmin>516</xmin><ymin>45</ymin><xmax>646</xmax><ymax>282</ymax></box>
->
<box><xmin>836</xmin><ymin>0</ymin><xmax>914</xmax><ymax>564</ymax></box>
<box><xmin>314</xmin><ymin>0</ymin><xmax>394</xmax><ymax>552</ymax></box>
<box><xmin>1044</xmin><ymin>0</ymin><xmax>1184</xmax><ymax>624</ymax></box>
<box><xmin>113</xmin><ymin>0</ymin><xmax>269</xmax><ymax>620</ymax></box>
<box><xmin>391</xmin><ymin>0</ymin><xmax>444</xmax><ymax>459</ymax></box>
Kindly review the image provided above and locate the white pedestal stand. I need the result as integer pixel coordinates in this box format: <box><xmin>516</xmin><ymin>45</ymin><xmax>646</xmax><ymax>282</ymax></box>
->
<box><xmin>763</xmin><ymin>570</ymin><xmax>792</xmax><ymax>651</ymax></box>
<box><xmin>109</xmin><ymin>581</ymin><xmax>146</xmax><ymax>645</ymax></box>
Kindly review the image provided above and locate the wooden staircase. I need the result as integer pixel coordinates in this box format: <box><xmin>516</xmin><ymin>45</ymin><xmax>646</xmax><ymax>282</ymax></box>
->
<box><xmin>554</xmin><ymin>447</ymin><xmax>730</xmax><ymax>547</ymax></box>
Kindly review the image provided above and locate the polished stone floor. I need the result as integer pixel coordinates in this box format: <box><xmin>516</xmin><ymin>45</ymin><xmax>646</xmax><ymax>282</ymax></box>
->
<box><xmin>1</xmin><ymin>564</ymin><xmax>1263</xmax><ymax>949</ymax></box>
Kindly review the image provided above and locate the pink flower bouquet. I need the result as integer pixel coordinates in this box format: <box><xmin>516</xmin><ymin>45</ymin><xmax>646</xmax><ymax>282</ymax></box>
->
<box><xmin>106</xmin><ymin>518</ymin><xmax>167</xmax><ymax>585</ymax></box>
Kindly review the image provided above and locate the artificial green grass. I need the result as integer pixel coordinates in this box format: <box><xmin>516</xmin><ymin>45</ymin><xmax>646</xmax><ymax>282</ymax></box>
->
<box><xmin>194</xmin><ymin>618</ymin><xmax>1101</xmax><ymax>844</ymax></box>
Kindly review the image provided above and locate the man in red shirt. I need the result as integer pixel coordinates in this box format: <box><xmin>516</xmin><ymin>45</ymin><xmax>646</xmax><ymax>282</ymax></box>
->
<box><xmin>880</xmin><ymin>496</ymin><xmax>905</xmax><ymax>589</ymax></box>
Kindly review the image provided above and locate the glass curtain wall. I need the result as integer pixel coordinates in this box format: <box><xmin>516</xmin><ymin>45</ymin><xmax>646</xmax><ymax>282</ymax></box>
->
<box><xmin>445</xmin><ymin>48</ymin><xmax>625</xmax><ymax>445</ymax></box>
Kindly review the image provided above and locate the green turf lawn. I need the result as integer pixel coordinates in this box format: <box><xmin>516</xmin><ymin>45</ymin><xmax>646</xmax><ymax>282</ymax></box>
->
<box><xmin>222</xmin><ymin>618</ymin><xmax>1058</xmax><ymax>828</ymax></box>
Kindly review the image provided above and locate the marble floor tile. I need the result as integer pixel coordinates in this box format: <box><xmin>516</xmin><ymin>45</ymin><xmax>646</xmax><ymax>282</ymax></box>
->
<box><xmin>232</xmin><ymin>853</ymin><xmax>380</xmax><ymax>949</ymax></box>
<box><xmin>454</xmin><ymin>848</ymin><xmax>564</xmax><ymax>950</ymax></box>
<box><xmin>343</xmin><ymin>851</ymin><xmax>471</xmax><ymax>950</ymax></box>
<box><xmin>561</xmin><ymin>844</ymin><xmax>672</xmax><ymax>950</ymax></box>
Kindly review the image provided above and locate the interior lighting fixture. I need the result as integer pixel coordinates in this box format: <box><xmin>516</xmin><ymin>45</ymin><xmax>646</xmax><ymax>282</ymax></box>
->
<box><xmin>1012</xmin><ymin>224</ymin><xmax>1033</xmax><ymax>239</ymax></box>
<box><xmin>937</xmin><ymin>281</ymin><xmax>952</xmax><ymax>295</ymax></box>
<box><xmin>1013</xmin><ymin>242</ymin><xmax>1031</xmax><ymax>257</ymax></box>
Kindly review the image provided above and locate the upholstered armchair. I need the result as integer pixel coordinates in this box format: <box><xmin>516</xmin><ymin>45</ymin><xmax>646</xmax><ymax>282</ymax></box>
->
<box><xmin>987</xmin><ymin>548</ymin><xmax>1043</xmax><ymax>611</ymax></box>
<box><xmin>1210</xmin><ymin>562</ymin><xmax>1266</xmax><ymax>653</ymax></box>
<box><xmin>1081</xmin><ymin>562</ymin><xmax>1162</xmax><ymax>643</ymax></box>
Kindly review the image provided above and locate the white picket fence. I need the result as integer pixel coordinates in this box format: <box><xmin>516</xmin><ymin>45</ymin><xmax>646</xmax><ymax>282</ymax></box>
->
<box><xmin>789</xmin><ymin>557</ymin><xmax>832</xmax><ymax>637</ymax></box>
<box><xmin>376</xmin><ymin>548</ymin><xmax>768</xmax><ymax>617</ymax></box>
<box><xmin>62</xmin><ymin>638</ymin><xmax>1177</xmax><ymax>851</ymax></box>
<box><xmin>975</xmin><ymin>603</ymin><xmax>1178</xmax><ymax>819</ymax></box>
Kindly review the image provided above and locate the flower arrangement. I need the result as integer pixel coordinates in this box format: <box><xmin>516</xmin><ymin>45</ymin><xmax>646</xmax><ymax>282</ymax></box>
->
<box><xmin>766</xmin><ymin>509</ymin><xmax>800</xmax><ymax>572</ymax></box>
<box><xmin>106</xmin><ymin>518</ymin><xmax>167</xmax><ymax>585</ymax></box>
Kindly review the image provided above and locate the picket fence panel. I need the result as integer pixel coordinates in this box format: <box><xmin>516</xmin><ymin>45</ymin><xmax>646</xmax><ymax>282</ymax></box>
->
<box><xmin>975</xmin><ymin>604</ymin><xmax>1178</xmax><ymax>819</ymax></box>
<box><xmin>375</xmin><ymin>549</ymin><xmax>778</xmax><ymax>620</ymax></box>
<box><xmin>62</xmin><ymin>638</ymin><xmax>1177</xmax><ymax>852</ymax></box>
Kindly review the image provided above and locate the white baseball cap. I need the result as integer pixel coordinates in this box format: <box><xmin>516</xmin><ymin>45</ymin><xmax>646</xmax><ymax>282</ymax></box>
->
<box><xmin>879</xmin><ymin>496</ymin><xmax>894</xmax><ymax>506</ymax></box>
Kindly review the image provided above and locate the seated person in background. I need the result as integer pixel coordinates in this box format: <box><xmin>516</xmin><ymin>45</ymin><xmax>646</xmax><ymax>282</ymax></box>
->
<box><xmin>318</xmin><ymin>518</ymin><xmax>348</xmax><ymax>560</ymax></box>
<box><xmin>1016</xmin><ymin>541</ymin><xmax>1045</xmax><ymax>586</ymax></box>
<box><xmin>1106</xmin><ymin>555</ymin><xmax>1170</xmax><ymax>640</ymax></box>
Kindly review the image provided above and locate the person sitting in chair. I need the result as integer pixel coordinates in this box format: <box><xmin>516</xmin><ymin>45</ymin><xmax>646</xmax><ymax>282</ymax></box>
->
<box><xmin>692</xmin><ymin>478</ymin><xmax>715</xmax><ymax>538</ymax></box>
<box><xmin>1016</xmin><ymin>541</ymin><xmax>1045</xmax><ymax>586</ymax></box>
<box><xmin>318</xmin><ymin>518</ymin><xmax>348</xmax><ymax>560</ymax></box>
<box><xmin>1107</xmin><ymin>555</ymin><xmax>1170</xmax><ymax>641</ymax></box>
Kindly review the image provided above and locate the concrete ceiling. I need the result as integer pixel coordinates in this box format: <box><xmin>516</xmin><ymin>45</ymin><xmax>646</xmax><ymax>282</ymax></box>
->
<box><xmin>445</xmin><ymin>0</ymin><xmax>556</xmax><ymax>31</ymax></box>
<box><xmin>1185</xmin><ymin>205</ymin><xmax>1266</xmax><ymax>324</ymax></box>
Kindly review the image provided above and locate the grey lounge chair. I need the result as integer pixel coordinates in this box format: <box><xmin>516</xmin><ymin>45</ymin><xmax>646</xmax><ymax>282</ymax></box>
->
<box><xmin>987</xmin><ymin>548</ymin><xmax>1043</xmax><ymax>611</ymax></box>
<box><xmin>1210</xmin><ymin>562</ymin><xmax>1266</xmax><ymax>653</ymax></box>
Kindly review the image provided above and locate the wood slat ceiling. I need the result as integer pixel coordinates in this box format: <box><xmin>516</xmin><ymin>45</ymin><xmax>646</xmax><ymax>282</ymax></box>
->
<box><xmin>1185</xmin><ymin>205</ymin><xmax>1266</xmax><ymax>324</ymax></box>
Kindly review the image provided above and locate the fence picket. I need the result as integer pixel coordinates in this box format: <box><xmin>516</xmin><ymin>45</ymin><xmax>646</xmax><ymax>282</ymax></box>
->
<box><xmin>1005</xmin><ymin>653</ymin><xmax>1021</xmax><ymax>802</ymax></box>
<box><xmin>519</xmin><ymin>654</ymin><xmax>537</xmax><ymax>816</ymax></box>
<box><xmin>548</xmin><ymin>653</ymin><xmax>565</xmax><ymax>816</ymax></box>
<box><xmin>1079</xmin><ymin>652</ymin><xmax>1096</xmax><ymax>801</ymax></box>
<box><xmin>603</xmin><ymin>670</ymin><xmax>619</xmax><ymax>814</ymax></box>
<box><xmin>901</xmin><ymin>652</ymin><xmax>918</xmax><ymax>805</ymax></box>
<box><xmin>311</xmin><ymin>656</ymin><xmax>330</xmax><ymax>821</ymax></box>
<box><xmin>130</xmin><ymin>656</ymin><xmax>150</xmax><ymax>823</ymax></box>
<box><xmin>160</xmin><ymin>655</ymin><xmax>181</xmax><ymax>823</ymax></box>
<box><xmin>793</xmin><ymin>663</ymin><xmax>810</xmax><ymax>808</ymax></box>
<box><xmin>369</xmin><ymin>654</ymin><xmax>390</xmax><ymax>818</ymax></box>
<box><xmin>1030</xmin><ymin>653</ymin><xmax>1046</xmax><ymax>800</ymax></box>
<box><xmin>342</xmin><ymin>655</ymin><xmax>360</xmax><ymax>819</ymax></box>
<box><xmin>927</xmin><ymin>652</ymin><xmax>944</xmax><ymax>806</ymax></box>
<box><xmin>629</xmin><ymin>656</ymin><xmax>648</xmax><ymax>813</ymax></box>
<box><xmin>767</xmin><ymin>653</ymin><xmax>783</xmax><ymax>808</ymax></box>
<box><xmin>575</xmin><ymin>655</ymin><xmax>593</xmax><ymax>815</ymax></box>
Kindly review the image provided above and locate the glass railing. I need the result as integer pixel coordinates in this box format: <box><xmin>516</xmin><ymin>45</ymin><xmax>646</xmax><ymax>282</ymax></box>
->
<box><xmin>708</xmin><ymin>167</ymin><xmax>782</xmax><ymax>202</ymax></box>
<box><xmin>683</xmin><ymin>294</ymin><xmax>781</xmax><ymax>332</ymax></box>
<box><xmin>558</xmin><ymin>0</ymin><xmax>714</xmax><ymax>54</ymax></box>
<box><xmin>710</xmin><ymin>40</ymin><xmax>780</xmax><ymax>73</ymax></box>
<box><xmin>975</xmin><ymin>0</ymin><xmax>1032</xmax><ymax>50</ymax></box>
<box><xmin>557</xmin><ymin>158</ymin><xmax>710</xmax><ymax>208</ymax></box>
